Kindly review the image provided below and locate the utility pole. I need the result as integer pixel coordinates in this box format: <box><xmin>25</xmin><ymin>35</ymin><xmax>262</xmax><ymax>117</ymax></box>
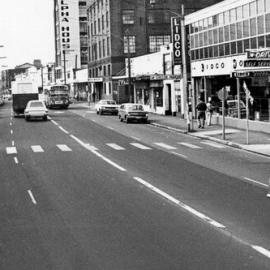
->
<box><xmin>63</xmin><ymin>50</ymin><xmax>67</xmax><ymax>85</ymax></box>
<box><xmin>127</xmin><ymin>35</ymin><xmax>132</xmax><ymax>103</ymax></box>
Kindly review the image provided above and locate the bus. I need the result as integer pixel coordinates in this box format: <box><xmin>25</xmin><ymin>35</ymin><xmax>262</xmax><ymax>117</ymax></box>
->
<box><xmin>44</xmin><ymin>85</ymin><xmax>70</xmax><ymax>109</ymax></box>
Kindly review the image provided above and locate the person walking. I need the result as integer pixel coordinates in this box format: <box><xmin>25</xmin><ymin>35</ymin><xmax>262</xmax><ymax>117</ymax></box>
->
<box><xmin>196</xmin><ymin>99</ymin><xmax>207</xmax><ymax>128</ymax></box>
<box><xmin>206</xmin><ymin>97</ymin><xmax>213</xmax><ymax>126</ymax></box>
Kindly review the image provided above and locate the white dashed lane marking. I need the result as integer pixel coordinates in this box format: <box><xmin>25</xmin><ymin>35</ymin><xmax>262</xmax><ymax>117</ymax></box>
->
<box><xmin>178</xmin><ymin>142</ymin><xmax>202</xmax><ymax>149</ymax></box>
<box><xmin>57</xmin><ymin>144</ymin><xmax>72</xmax><ymax>152</ymax></box>
<box><xmin>154</xmin><ymin>142</ymin><xmax>177</xmax><ymax>150</ymax></box>
<box><xmin>130</xmin><ymin>143</ymin><xmax>152</xmax><ymax>150</ymax></box>
<box><xmin>31</xmin><ymin>145</ymin><xmax>44</xmax><ymax>153</ymax></box>
<box><xmin>6</xmin><ymin>147</ymin><xmax>17</xmax><ymax>154</ymax></box>
<box><xmin>106</xmin><ymin>143</ymin><xmax>125</xmax><ymax>150</ymax></box>
<box><xmin>201</xmin><ymin>141</ymin><xmax>226</xmax><ymax>149</ymax></box>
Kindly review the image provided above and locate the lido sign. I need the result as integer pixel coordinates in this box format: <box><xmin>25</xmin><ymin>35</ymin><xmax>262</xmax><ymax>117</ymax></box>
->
<box><xmin>171</xmin><ymin>17</ymin><xmax>182</xmax><ymax>66</ymax></box>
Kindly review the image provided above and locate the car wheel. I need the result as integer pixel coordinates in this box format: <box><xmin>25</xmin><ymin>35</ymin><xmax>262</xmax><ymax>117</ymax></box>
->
<box><xmin>25</xmin><ymin>116</ymin><xmax>30</xmax><ymax>121</ymax></box>
<box><xmin>99</xmin><ymin>110</ymin><xmax>103</xmax><ymax>115</ymax></box>
<box><xmin>96</xmin><ymin>110</ymin><xmax>99</xmax><ymax>114</ymax></box>
<box><xmin>125</xmin><ymin>116</ymin><xmax>129</xmax><ymax>124</ymax></box>
<box><xmin>43</xmin><ymin>115</ymin><xmax>47</xmax><ymax>121</ymax></box>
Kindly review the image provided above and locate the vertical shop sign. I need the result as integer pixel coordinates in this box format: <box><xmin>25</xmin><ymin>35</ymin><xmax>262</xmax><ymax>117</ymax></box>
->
<box><xmin>171</xmin><ymin>17</ymin><xmax>182</xmax><ymax>66</ymax></box>
<box><xmin>60</xmin><ymin>0</ymin><xmax>71</xmax><ymax>50</ymax></box>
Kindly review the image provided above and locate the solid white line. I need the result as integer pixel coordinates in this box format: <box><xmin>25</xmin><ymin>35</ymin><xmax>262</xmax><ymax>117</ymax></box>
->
<box><xmin>6</xmin><ymin>147</ymin><xmax>17</xmax><ymax>154</ymax></box>
<box><xmin>154</xmin><ymin>142</ymin><xmax>177</xmax><ymax>150</ymax></box>
<box><xmin>252</xmin><ymin>246</ymin><xmax>270</xmax><ymax>259</ymax></box>
<box><xmin>108</xmin><ymin>126</ymin><xmax>115</xmax><ymax>130</ymax></box>
<box><xmin>242</xmin><ymin>177</ymin><xmax>268</xmax><ymax>188</ymax></box>
<box><xmin>106</xmin><ymin>143</ymin><xmax>125</xmax><ymax>150</ymax></box>
<box><xmin>133</xmin><ymin>177</ymin><xmax>226</xmax><ymax>229</ymax></box>
<box><xmin>31</xmin><ymin>145</ymin><xmax>44</xmax><ymax>153</ymax></box>
<box><xmin>70</xmin><ymin>134</ymin><xmax>126</xmax><ymax>172</ymax></box>
<box><xmin>92</xmin><ymin>119</ymin><xmax>96</xmax><ymax>122</ymax></box>
<box><xmin>27</xmin><ymin>190</ymin><xmax>37</xmax><ymax>205</ymax></box>
<box><xmin>201</xmin><ymin>141</ymin><xmax>226</xmax><ymax>149</ymax></box>
<box><xmin>171</xmin><ymin>151</ymin><xmax>188</xmax><ymax>159</ymax></box>
<box><xmin>14</xmin><ymin>157</ymin><xmax>18</xmax><ymax>164</ymax></box>
<box><xmin>130</xmin><ymin>143</ymin><xmax>152</xmax><ymax>150</ymax></box>
<box><xmin>51</xmin><ymin>120</ymin><xmax>58</xmax><ymax>126</ymax></box>
<box><xmin>57</xmin><ymin>144</ymin><xmax>72</xmax><ymax>152</ymax></box>
<box><xmin>178</xmin><ymin>142</ymin><xmax>201</xmax><ymax>149</ymax></box>
<box><xmin>58</xmin><ymin>126</ymin><xmax>69</xmax><ymax>134</ymax></box>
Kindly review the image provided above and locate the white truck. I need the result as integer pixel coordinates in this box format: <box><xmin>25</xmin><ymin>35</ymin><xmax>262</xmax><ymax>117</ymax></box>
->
<box><xmin>12</xmin><ymin>80</ymin><xmax>39</xmax><ymax>117</ymax></box>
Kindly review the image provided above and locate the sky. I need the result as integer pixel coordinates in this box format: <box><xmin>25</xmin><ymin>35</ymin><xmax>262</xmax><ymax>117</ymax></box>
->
<box><xmin>0</xmin><ymin>0</ymin><xmax>55</xmax><ymax>69</ymax></box>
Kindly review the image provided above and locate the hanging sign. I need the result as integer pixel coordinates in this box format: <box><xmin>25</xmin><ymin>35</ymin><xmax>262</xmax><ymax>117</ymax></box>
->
<box><xmin>171</xmin><ymin>17</ymin><xmax>182</xmax><ymax>66</ymax></box>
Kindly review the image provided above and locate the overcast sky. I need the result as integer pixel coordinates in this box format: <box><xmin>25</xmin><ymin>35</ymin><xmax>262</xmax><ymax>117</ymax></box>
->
<box><xmin>0</xmin><ymin>0</ymin><xmax>55</xmax><ymax>69</ymax></box>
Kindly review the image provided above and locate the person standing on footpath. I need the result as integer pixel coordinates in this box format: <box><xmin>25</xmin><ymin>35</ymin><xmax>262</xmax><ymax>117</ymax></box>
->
<box><xmin>196</xmin><ymin>99</ymin><xmax>207</xmax><ymax>128</ymax></box>
<box><xmin>206</xmin><ymin>97</ymin><xmax>213</xmax><ymax>126</ymax></box>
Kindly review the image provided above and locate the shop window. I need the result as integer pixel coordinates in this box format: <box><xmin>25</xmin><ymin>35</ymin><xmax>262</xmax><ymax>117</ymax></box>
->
<box><xmin>224</xmin><ymin>25</ymin><xmax>230</xmax><ymax>41</ymax></box>
<box><xmin>243</xmin><ymin>38</ymin><xmax>250</xmax><ymax>51</ymax></box>
<box><xmin>257</xmin><ymin>15</ymin><xmax>265</xmax><ymax>35</ymax></box>
<box><xmin>243</xmin><ymin>20</ymin><xmax>250</xmax><ymax>38</ymax></box>
<box><xmin>122</xmin><ymin>10</ymin><xmax>135</xmax><ymax>24</ymax></box>
<box><xmin>213</xmin><ymin>28</ymin><xmax>218</xmax><ymax>44</ymax></box>
<box><xmin>237</xmin><ymin>21</ymin><xmax>243</xmax><ymax>39</ymax></box>
<box><xmin>231</xmin><ymin>42</ymin><xmax>237</xmax><ymax>54</ymax></box>
<box><xmin>213</xmin><ymin>45</ymin><xmax>219</xmax><ymax>57</ymax></box>
<box><xmin>230</xmin><ymin>23</ymin><xmax>236</xmax><ymax>40</ymax></box>
<box><xmin>258</xmin><ymin>35</ymin><xmax>265</xmax><ymax>48</ymax></box>
<box><xmin>219</xmin><ymin>44</ymin><xmax>224</xmax><ymax>56</ymax></box>
<box><xmin>250</xmin><ymin>37</ymin><xmax>257</xmax><ymax>48</ymax></box>
<box><xmin>154</xmin><ymin>89</ymin><xmax>163</xmax><ymax>107</ymax></box>
<box><xmin>266</xmin><ymin>14</ymin><xmax>270</xmax><ymax>33</ymax></box>
<box><xmin>237</xmin><ymin>40</ymin><xmax>243</xmax><ymax>54</ymax></box>
<box><xmin>218</xmin><ymin>27</ymin><xmax>224</xmax><ymax>43</ymax></box>
<box><xmin>250</xmin><ymin>18</ymin><xmax>257</xmax><ymax>36</ymax></box>
<box><xmin>224</xmin><ymin>43</ymin><xmax>230</xmax><ymax>55</ymax></box>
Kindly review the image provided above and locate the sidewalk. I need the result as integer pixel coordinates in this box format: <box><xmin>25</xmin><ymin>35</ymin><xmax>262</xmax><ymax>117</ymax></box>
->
<box><xmin>72</xmin><ymin>102</ymin><xmax>270</xmax><ymax>157</ymax></box>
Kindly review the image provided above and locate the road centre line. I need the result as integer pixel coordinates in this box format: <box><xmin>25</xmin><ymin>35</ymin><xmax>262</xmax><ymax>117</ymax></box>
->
<box><xmin>27</xmin><ymin>190</ymin><xmax>37</xmax><ymax>205</ymax></box>
<box><xmin>14</xmin><ymin>157</ymin><xmax>18</xmax><ymax>164</ymax></box>
<box><xmin>12</xmin><ymin>140</ymin><xmax>15</xmax><ymax>146</ymax></box>
<box><xmin>58</xmin><ymin>126</ymin><xmax>69</xmax><ymax>134</ymax></box>
<box><xmin>70</xmin><ymin>134</ymin><xmax>126</xmax><ymax>172</ymax></box>
<box><xmin>108</xmin><ymin>126</ymin><xmax>114</xmax><ymax>130</ymax></box>
<box><xmin>10</xmin><ymin>129</ymin><xmax>13</xmax><ymax>134</ymax></box>
<box><xmin>131</xmin><ymin>136</ymin><xmax>141</xmax><ymax>141</ymax></box>
<box><xmin>133</xmin><ymin>176</ymin><xmax>225</xmax><ymax>229</ymax></box>
<box><xmin>252</xmin><ymin>246</ymin><xmax>270</xmax><ymax>259</ymax></box>
<box><xmin>171</xmin><ymin>151</ymin><xmax>188</xmax><ymax>159</ymax></box>
<box><xmin>50</xmin><ymin>119</ymin><xmax>58</xmax><ymax>126</ymax></box>
<box><xmin>242</xmin><ymin>177</ymin><xmax>268</xmax><ymax>188</ymax></box>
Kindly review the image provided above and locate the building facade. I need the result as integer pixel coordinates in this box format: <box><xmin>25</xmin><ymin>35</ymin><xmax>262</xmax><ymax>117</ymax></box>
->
<box><xmin>87</xmin><ymin>0</ymin><xmax>222</xmax><ymax>102</ymax></box>
<box><xmin>186</xmin><ymin>0</ymin><xmax>270</xmax><ymax>121</ymax></box>
<box><xmin>54</xmin><ymin>0</ymin><xmax>90</xmax><ymax>85</ymax></box>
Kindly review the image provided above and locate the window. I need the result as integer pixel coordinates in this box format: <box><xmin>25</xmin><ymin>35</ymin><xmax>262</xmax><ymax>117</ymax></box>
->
<box><xmin>236</xmin><ymin>6</ymin><xmax>243</xmax><ymax>20</ymax></box>
<box><xmin>237</xmin><ymin>40</ymin><xmax>243</xmax><ymax>53</ymax></box>
<box><xmin>218</xmin><ymin>27</ymin><xmax>224</xmax><ymax>43</ymax></box>
<box><xmin>149</xmin><ymin>35</ymin><xmax>170</xmax><ymax>53</ymax></box>
<box><xmin>250</xmin><ymin>18</ymin><xmax>257</xmax><ymax>36</ymax></box>
<box><xmin>213</xmin><ymin>29</ymin><xmax>218</xmax><ymax>44</ymax></box>
<box><xmin>258</xmin><ymin>35</ymin><xmax>265</xmax><ymax>48</ymax></box>
<box><xmin>231</xmin><ymin>41</ymin><xmax>237</xmax><ymax>54</ymax></box>
<box><xmin>251</xmin><ymin>37</ymin><xmax>257</xmax><ymax>48</ymax></box>
<box><xmin>224</xmin><ymin>25</ymin><xmax>230</xmax><ymax>41</ymax></box>
<box><xmin>257</xmin><ymin>0</ymin><xmax>265</xmax><ymax>14</ymax></box>
<box><xmin>243</xmin><ymin>4</ymin><xmax>249</xmax><ymax>18</ymax></box>
<box><xmin>266</xmin><ymin>14</ymin><xmax>270</xmax><ymax>33</ymax></box>
<box><xmin>267</xmin><ymin>0</ymin><xmax>270</xmax><ymax>11</ymax></box>
<box><xmin>257</xmin><ymin>15</ymin><xmax>264</xmax><ymax>34</ymax></box>
<box><xmin>122</xmin><ymin>10</ymin><xmax>134</xmax><ymax>24</ymax></box>
<box><xmin>107</xmin><ymin>37</ymin><xmax>110</xmax><ymax>55</ymax></box>
<box><xmin>124</xmin><ymin>36</ymin><xmax>136</xmax><ymax>53</ymax></box>
<box><xmin>237</xmin><ymin>21</ymin><xmax>243</xmax><ymax>39</ymax></box>
<box><xmin>230</xmin><ymin>23</ymin><xmax>236</xmax><ymax>40</ymax></box>
<box><xmin>249</xmin><ymin>1</ymin><xmax>256</xmax><ymax>17</ymax></box>
<box><xmin>243</xmin><ymin>20</ymin><xmax>249</xmax><ymax>37</ymax></box>
<box><xmin>108</xmin><ymin>64</ymin><xmax>111</xmax><ymax>76</ymax></box>
<box><xmin>106</xmin><ymin>11</ymin><xmax>109</xmax><ymax>27</ymax></box>
<box><xmin>102</xmin><ymin>39</ymin><xmax>105</xmax><ymax>57</ymax></box>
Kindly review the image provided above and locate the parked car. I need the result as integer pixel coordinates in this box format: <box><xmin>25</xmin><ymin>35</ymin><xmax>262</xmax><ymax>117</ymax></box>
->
<box><xmin>118</xmin><ymin>103</ymin><xmax>148</xmax><ymax>123</ymax></box>
<box><xmin>24</xmin><ymin>100</ymin><xmax>48</xmax><ymax>121</ymax></box>
<box><xmin>95</xmin><ymin>99</ymin><xmax>119</xmax><ymax>115</ymax></box>
<box><xmin>227</xmin><ymin>100</ymin><xmax>246</xmax><ymax>118</ymax></box>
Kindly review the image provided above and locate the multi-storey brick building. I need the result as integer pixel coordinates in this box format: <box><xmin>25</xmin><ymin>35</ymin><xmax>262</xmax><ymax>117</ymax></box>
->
<box><xmin>87</xmin><ymin>0</ymin><xmax>223</xmax><ymax>101</ymax></box>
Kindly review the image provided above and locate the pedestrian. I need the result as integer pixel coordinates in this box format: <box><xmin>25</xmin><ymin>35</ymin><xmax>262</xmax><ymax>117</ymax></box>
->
<box><xmin>206</xmin><ymin>97</ymin><xmax>213</xmax><ymax>126</ymax></box>
<box><xmin>92</xmin><ymin>91</ymin><xmax>96</xmax><ymax>103</ymax></box>
<box><xmin>196</xmin><ymin>99</ymin><xmax>207</xmax><ymax>128</ymax></box>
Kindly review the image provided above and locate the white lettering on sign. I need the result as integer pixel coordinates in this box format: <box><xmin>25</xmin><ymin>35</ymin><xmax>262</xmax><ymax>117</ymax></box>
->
<box><xmin>172</xmin><ymin>17</ymin><xmax>182</xmax><ymax>65</ymax></box>
<box><xmin>60</xmin><ymin>0</ymin><xmax>70</xmax><ymax>50</ymax></box>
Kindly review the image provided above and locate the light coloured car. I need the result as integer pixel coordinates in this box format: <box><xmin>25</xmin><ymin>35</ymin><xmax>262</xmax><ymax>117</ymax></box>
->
<box><xmin>227</xmin><ymin>100</ymin><xmax>246</xmax><ymax>118</ymax></box>
<box><xmin>118</xmin><ymin>103</ymin><xmax>148</xmax><ymax>123</ymax></box>
<box><xmin>95</xmin><ymin>99</ymin><xmax>119</xmax><ymax>115</ymax></box>
<box><xmin>24</xmin><ymin>100</ymin><xmax>48</xmax><ymax>121</ymax></box>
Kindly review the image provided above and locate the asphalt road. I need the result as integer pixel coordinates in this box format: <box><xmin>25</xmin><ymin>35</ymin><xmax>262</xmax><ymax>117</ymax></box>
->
<box><xmin>1</xmin><ymin>102</ymin><xmax>270</xmax><ymax>269</ymax></box>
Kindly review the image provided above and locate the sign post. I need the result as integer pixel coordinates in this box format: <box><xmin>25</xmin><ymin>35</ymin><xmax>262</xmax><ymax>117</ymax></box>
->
<box><xmin>243</xmin><ymin>81</ymin><xmax>253</xmax><ymax>145</ymax></box>
<box><xmin>217</xmin><ymin>87</ymin><xmax>228</xmax><ymax>140</ymax></box>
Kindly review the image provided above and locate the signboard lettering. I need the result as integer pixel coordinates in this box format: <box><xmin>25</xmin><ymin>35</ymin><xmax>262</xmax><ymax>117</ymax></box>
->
<box><xmin>247</xmin><ymin>49</ymin><xmax>270</xmax><ymax>59</ymax></box>
<box><xmin>244</xmin><ymin>60</ymin><xmax>270</xmax><ymax>67</ymax></box>
<box><xmin>60</xmin><ymin>0</ymin><xmax>70</xmax><ymax>50</ymax></box>
<box><xmin>171</xmin><ymin>17</ymin><xmax>182</xmax><ymax>66</ymax></box>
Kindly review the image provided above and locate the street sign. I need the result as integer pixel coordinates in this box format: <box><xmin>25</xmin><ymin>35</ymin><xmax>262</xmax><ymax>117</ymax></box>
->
<box><xmin>217</xmin><ymin>87</ymin><xmax>228</xmax><ymax>100</ymax></box>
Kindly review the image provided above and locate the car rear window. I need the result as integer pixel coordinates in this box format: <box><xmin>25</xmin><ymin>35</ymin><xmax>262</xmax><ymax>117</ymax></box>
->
<box><xmin>30</xmin><ymin>102</ymin><xmax>43</xmax><ymax>107</ymax></box>
<box><xmin>129</xmin><ymin>105</ymin><xmax>144</xmax><ymax>110</ymax></box>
